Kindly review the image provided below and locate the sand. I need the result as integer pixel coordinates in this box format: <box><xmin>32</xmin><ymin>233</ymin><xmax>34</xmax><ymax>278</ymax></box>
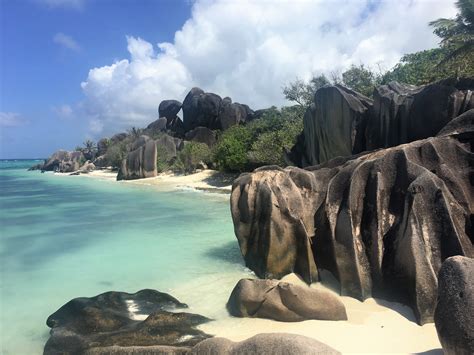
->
<box><xmin>58</xmin><ymin>168</ymin><xmax>235</xmax><ymax>193</ymax></box>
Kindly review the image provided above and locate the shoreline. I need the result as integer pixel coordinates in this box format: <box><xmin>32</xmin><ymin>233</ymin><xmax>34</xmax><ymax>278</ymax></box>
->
<box><xmin>54</xmin><ymin>168</ymin><xmax>236</xmax><ymax>194</ymax></box>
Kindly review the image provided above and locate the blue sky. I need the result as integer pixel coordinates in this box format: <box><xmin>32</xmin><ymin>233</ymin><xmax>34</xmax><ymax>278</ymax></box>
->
<box><xmin>1</xmin><ymin>0</ymin><xmax>191</xmax><ymax>158</ymax></box>
<box><xmin>0</xmin><ymin>0</ymin><xmax>455</xmax><ymax>159</ymax></box>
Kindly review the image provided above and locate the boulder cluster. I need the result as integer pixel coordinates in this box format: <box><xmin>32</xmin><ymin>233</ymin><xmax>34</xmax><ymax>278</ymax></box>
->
<box><xmin>34</xmin><ymin>88</ymin><xmax>257</xmax><ymax>179</ymax></box>
<box><xmin>231</xmin><ymin>79</ymin><xmax>474</xmax><ymax>326</ymax></box>
<box><xmin>289</xmin><ymin>78</ymin><xmax>473</xmax><ymax>166</ymax></box>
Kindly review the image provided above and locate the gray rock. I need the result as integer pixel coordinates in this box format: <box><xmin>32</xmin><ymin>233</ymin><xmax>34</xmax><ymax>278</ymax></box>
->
<box><xmin>110</xmin><ymin>132</ymin><xmax>128</xmax><ymax>144</ymax></box>
<box><xmin>44</xmin><ymin>289</ymin><xmax>211</xmax><ymax>355</ymax></box>
<box><xmin>119</xmin><ymin>139</ymin><xmax>157</xmax><ymax>180</ymax></box>
<box><xmin>185</xmin><ymin>127</ymin><xmax>217</xmax><ymax>147</ymax></box>
<box><xmin>231</xmin><ymin>110</ymin><xmax>474</xmax><ymax>325</ymax></box>
<box><xmin>159</xmin><ymin>100</ymin><xmax>182</xmax><ymax>120</ymax></box>
<box><xmin>189</xmin><ymin>333</ymin><xmax>340</xmax><ymax>354</ymax></box>
<box><xmin>367</xmin><ymin>78</ymin><xmax>474</xmax><ymax>150</ymax></box>
<box><xmin>218</xmin><ymin>100</ymin><xmax>248</xmax><ymax>130</ymax></box>
<box><xmin>85</xmin><ymin>345</ymin><xmax>188</xmax><ymax>354</ymax></box>
<box><xmin>434</xmin><ymin>256</ymin><xmax>474</xmax><ymax>355</ymax></box>
<box><xmin>79</xmin><ymin>161</ymin><xmax>95</xmax><ymax>173</ymax></box>
<box><xmin>147</xmin><ymin>117</ymin><xmax>168</xmax><ymax>132</ymax></box>
<box><xmin>227</xmin><ymin>278</ymin><xmax>347</xmax><ymax>322</ymax></box>
<box><xmin>42</xmin><ymin>150</ymin><xmax>85</xmax><ymax>172</ymax></box>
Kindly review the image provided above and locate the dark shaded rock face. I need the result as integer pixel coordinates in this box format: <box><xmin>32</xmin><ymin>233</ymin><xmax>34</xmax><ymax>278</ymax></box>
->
<box><xmin>44</xmin><ymin>289</ymin><xmax>211</xmax><ymax>355</ymax></box>
<box><xmin>110</xmin><ymin>132</ymin><xmax>128</xmax><ymax>144</ymax></box>
<box><xmin>42</xmin><ymin>150</ymin><xmax>85</xmax><ymax>172</ymax></box>
<box><xmin>434</xmin><ymin>256</ymin><xmax>474</xmax><ymax>355</ymax></box>
<box><xmin>185</xmin><ymin>127</ymin><xmax>217</xmax><ymax>147</ymax></box>
<box><xmin>231</xmin><ymin>110</ymin><xmax>474</xmax><ymax>325</ymax></box>
<box><xmin>292</xmin><ymin>79</ymin><xmax>474</xmax><ymax>167</ymax></box>
<box><xmin>189</xmin><ymin>333</ymin><xmax>340</xmax><ymax>355</ymax></box>
<box><xmin>182</xmin><ymin>87</ymin><xmax>253</xmax><ymax>132</ymax></box>
<box><xmin>301</xmin><ymin>85</ymin><xmax>372</xmax><ymax>166</ymax></box>
<box><xmin>227</xmin><ymin>278</ymin><xmax>347</xmax><ymax>322</ymax></box>
<box><xmin>159</xmin><ymin>100</ymin><xmax>182</xmax><ymax>120</ymax></box>
<box><xmin>367</xmin><ymin>78</ymin><xmax>474</xmax><ymax>150</ymax></box>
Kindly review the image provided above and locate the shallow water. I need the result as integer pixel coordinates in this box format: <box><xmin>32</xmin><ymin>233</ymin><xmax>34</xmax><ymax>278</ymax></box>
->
<box><xmin>0</xmin><ymin>160</ymin><xmax>251</xmax><ymax>354</ymax></box>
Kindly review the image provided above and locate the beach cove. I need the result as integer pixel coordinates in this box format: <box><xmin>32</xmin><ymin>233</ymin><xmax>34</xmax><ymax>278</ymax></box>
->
<box><xmin>0</xmin><ymin>161</ymin><xmax>442</xmax><ymax>354</ymax></box>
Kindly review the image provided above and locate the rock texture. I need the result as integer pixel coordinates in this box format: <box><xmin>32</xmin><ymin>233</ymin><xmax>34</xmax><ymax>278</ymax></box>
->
<box><xmin>182</xmin><ymin>87</ymin><xmax>254</xmax><ymax>132</ymax></box>
<box><xmin>185</xmin><ymin>126</ymin><xmax>217</xmax><ymax>147</ymax></box>
<box><xmin>42</xmin><ymin>150</ymin><xmax>85</xmax><ymax>172</ymax></box>
<box><xmin>231</xmin><ymin>110</ymin><xmax>474</xmax><ymax>324</ymax></box>
<box><xmin>189</xmin><ymin>333</ymin><xmax>340</xmax><ymax>355</ymax></box>
<box><xmin>118</xmin><ymin>136</ymin><xmax>157</xmax><ymax>180</ymax></box>
<box><xmin>44</xmin><ymin>289</ymin><xmax>211</xmax><ymax>355</ymax></box>
<box><xmin>159</xmin><ymin>100</ymin><xmax>182</xmax><ymax>120</ymax></box>
<box><xmin>227</xmin><ymin>278</ymin><xmax>347</xmax><ymax>321</ymax></box>
<box><xmin>434</xmin><ymin>256</ymin><xmax>474</xmax><ymax>355</ymax></box>
<box><xmin>292</xmin><ymin>78</ymin><xmax>474</xmax><ymax>167</ymax></box>
<box><xmin>367</xmin><ymin>78</ymin><xmax>474</xmax><ymax>150</ymax></box>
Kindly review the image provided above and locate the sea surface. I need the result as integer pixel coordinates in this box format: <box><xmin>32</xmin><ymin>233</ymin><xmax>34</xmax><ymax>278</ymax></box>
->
<box><xmin>0</xmin><ymin>160</ymin><xmax>251</xmax><ymax>354</ymax></box>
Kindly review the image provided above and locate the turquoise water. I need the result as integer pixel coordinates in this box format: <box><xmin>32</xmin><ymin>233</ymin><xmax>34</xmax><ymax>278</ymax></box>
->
<box><xmin>0</xmin><ymin>160</ymin><xmax>251</xmax><ymax>354</ymax></box>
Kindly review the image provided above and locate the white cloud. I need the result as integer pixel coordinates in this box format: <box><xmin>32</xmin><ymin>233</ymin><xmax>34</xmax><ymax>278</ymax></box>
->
<box><xmin>80</xmin><ymin>0</ymin><xmax>457</xmax><ymax>136</ymax></box>
<box><xmin>53</xmin><ymin>33</ymin><xmax>81</xmax><ymax>52</ymax></box>
<box><xmin>0</xmin><ymin>112</ymin><xmax>29</xmax><ymax>127</ymax></box>
<box><xmin>37</xmin><ymin>0</ymin><xmax>84</xmax><ymax>10</ymax></box>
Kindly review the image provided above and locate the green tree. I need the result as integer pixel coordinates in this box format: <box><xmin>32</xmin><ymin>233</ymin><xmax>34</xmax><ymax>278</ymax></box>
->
<box><xmin>176</xmin><ymin>142</ymin><xmax>212</xmax><ymax>173</ymax></box>
<box><xmin>283</xmin><ymin>74</ymin><xmax>330</xmax><ymax>106</ymax></box>
<box><xmin>341</xmin><ymin>64</ymin><xmax>380</xmax><ymax>97</ymax></box>
<box><xmin>212</xmin><ymin>125</ymin><xmax>252</xmax><ymax>172</ymax></box>
<box><xmin>429</xmin><ymin>0</ymin><xmax>474</xmax><ymax>66</ymax></box>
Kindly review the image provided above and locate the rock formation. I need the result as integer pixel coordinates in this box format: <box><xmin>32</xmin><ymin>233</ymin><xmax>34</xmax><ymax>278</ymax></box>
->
<box><xmin>185</xmin><ymin>127</ymin><xmax>217</xmax><ymax>147</ymax></box>
<box><xmin>189</xmin><ymin>333</ymin><xmax>340</xmax><ymax>354</ymax></box>
<box><xmin>434</xmin><ymin>256</ymin><xmax>474</xmax><ymax>355</ymax></box>
<box><xmin>291</xmin><ymin>78</ymin><xmax>474</xmax><ymax>167</ymax></box>
<box><xmin>159</xmin><ymin>100</ymin><xmax>182</xmax><ymax>120</ymax></box>
<box><xmin>44</xmin><ymin>289</ymin><xmax>211</xmax><ymax>355</ymax></box>
<box><xmin>231</xmin><ymin>110</ymin><xmax>474</xmax><ymax>325</ymax></box>
<box><xmin>182</xmin><ymin>87</ymin><xmax>254</xmax><ymax>132</ymax></box>
<box><xmin>227</xmin><ymin>278</ymin><xmax>347</xmax><ymax>321</ymax></box>
<box><xmin>118</xmin><ymin>136</ymin><xmax>157</xmax><ymax>180</ymax></box>
<box><xmin>41</xmin><ymin>150</ymin><xmax>85</xmax><ymax>172</ymax></box>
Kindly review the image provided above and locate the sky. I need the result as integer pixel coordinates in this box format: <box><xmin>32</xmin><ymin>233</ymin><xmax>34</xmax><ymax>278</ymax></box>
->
<box><xmin>0</xmin><ymin>0</ymin><xmax>457</xmax><ymax>159</ymax></box>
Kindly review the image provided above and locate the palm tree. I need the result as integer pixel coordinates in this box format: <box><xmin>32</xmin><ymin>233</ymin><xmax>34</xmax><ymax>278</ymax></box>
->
<box><xmin>429</xmin><ymin>0</ymin><xmax>474</xmax><ymax>65</ymax></box>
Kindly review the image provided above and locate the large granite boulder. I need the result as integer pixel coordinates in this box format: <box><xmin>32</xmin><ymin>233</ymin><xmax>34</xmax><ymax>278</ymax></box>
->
<box><xmin>159</xmin><ymin>100</ymin><xmax>182</xmax><ymax>120</ymax></box>
<box><xmin>44</xmin><ymin>289</ymin><xmax>211</xmax><ymax>355</ymax></box>
<box><xmin>231</xmin><ymin>110</ymin><xmax>474</xmax><ymax>325</ymax></box>
<box><xmin>189</xmin><ymin>333</ymin><xmax>340</xmax><ymax>355</ymax></box>
<box><xmin>434</xmin><ymin>256</ymin><xmax>474</xmax><ymax>355</ymax></box>
<box><xmin>185</xmin><ymin>127</ymin><xmax>217</xmax><ymax>147</ymax></box>
<box><xmin>291</xmin><ymin>79</ymin><xmax>474</xmax><ymax>167</ymax></box>
<box><xmin>227</xmin><ymin>278</ymin><xmax>347</xmax><ymax>321</ymax></box>
<box><xmin>42</xmin><ymin>150</ymin><xmax>85</xmax><ymax>172</ymax></box>
<box><xmin>182</xmin><ymin>87</ymin><xmax>253</xmax><ymax>132</ymax></box>
<box><xmin>300</xmin><ymin>85</ymin><xmax>372</xmax><ymax>166</ymax></box>
<box><xmin>367</xmin><ymin>78</ymin><xmax>474</xmax><ymax>150</ymax></box>
<box><xmin>118</xmin><ymin>137</ymin><xmax>157</xmax><ymax>180</ymax></box>
<box><xmin>147</xmin><ymin>117</ymin><xmax>168</xmax><ymax>132</ymax></box>
<box><xmin>110</xmin><ymin>132</ymin><xmax>128</xmax><ymax>144</ymax></box>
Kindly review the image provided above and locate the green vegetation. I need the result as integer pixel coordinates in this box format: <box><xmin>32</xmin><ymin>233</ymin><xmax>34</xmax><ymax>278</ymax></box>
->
<box><xmin>177</xmin><ymin>142</ymin><xmax>212</xmax><ymax>173</ymax></box>
<box><xmin>212</xmin><ymin>106</ymin><xmax>304</xmax><ymax>171</ymax></box>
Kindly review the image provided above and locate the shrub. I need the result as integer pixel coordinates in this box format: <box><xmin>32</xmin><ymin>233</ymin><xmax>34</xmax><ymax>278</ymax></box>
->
<box><xmin>212</xmin><ymin>126</ymin><xmax>252</xmax><ymax>172</ymax></box>
<box><xmin>174</xmin><ymin>142</ymin><xmax>212</xmax><ymax>174</ymax></box>
<box><xmin>104</xmin><ymin>141</ymin><xmax>127</xmax><ymax>169</ymax></box>
<box><xmin>156</xmin><ymin>144</ymin><xmax>173</xmax><ymax>173</ymax></box>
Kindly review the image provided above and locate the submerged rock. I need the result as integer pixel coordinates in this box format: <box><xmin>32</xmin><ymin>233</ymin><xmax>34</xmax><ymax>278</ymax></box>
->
<box><xmin>231</xmin><ymin>110</ymin><xmax>474</xmax><ymax>325</ymax></box>
<box><xmin>189</xmin><ymin>333</ymin><xmax>340</xmax><ymax>354</ymax></box>
<box><xmin>44</xmin><ymin>289</ymin><xmax>211</xmax><ymax>355</ymax></box>
<box><xmin>227</xmin><ymin>278</ymin><xmax>347</xmax><ymax>321</ymax></box>
<box><xmin>434</xmin><ymin>256</ymin><xmax>474</xmax><ymax>355</ymax></box>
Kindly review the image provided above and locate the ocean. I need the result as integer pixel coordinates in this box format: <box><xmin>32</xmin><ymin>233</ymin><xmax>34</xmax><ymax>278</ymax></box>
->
<box><xmin>0</xmin><ymin>160</ymin><xmax>252</xmax><ymax>354</ymax></box>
